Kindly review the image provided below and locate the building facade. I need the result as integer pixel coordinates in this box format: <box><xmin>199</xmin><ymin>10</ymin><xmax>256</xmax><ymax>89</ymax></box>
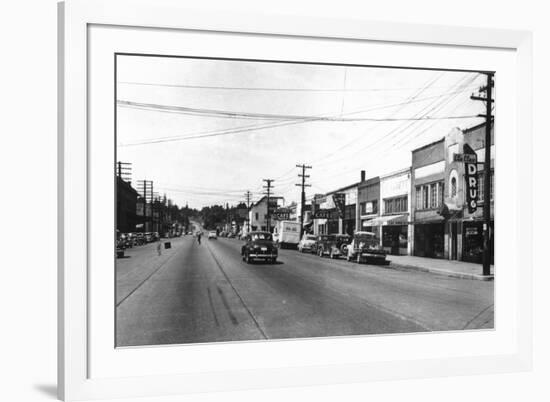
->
<box><xmin>248</xmin><ymin>196</ymin><xmax>284</xmax><ymax>232</ymax></box>
<box><xmin>443</xmin><ymin>123</ymin><xmax>494</xmax><ymax>263</ymax></box>
<box><xmin>357</xmin><ymin>176</ymin><xmax>380</xmax><ymax>235</ymax></box>
<box><xmin>313</xmin><ymin>181</ymin><xmax>360</xmax><ymax>236</ymax></box>
<box><xmin>377</xmin><ymin>168</ymin><xmax>412</xmax><ymax>255</ymax></box>
<box><xmin>411</xmin><ymin>138</ymin><xmax>446</xmax><ymax>258</ymax></box>
<box><xmin>116</xmin><ymin>177</ymin><xmax>139</xmax><ymax>233</ymax></box>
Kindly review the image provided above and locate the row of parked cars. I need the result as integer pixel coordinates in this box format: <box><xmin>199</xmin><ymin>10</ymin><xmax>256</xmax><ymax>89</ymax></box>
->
<box><xmin>297</xmin><ymin>232</ymin><xmax>387</xmax><ymax>263</ymax></box>
<box><xmin>240</xmin><ymin>231</ymin><xmax>387</xmax><ymax>265</ymax></box>
<box><xmin>116</xmin><ymin>231</ymin><xmax>160</xmax><ymax>258</ymax></box>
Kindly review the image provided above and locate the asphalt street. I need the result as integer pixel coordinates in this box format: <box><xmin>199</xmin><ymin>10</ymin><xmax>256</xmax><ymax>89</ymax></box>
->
<box><xmin>116</xmin><ymin>231</ymin><xmax>494</xmax><ymax>347</ymax></box>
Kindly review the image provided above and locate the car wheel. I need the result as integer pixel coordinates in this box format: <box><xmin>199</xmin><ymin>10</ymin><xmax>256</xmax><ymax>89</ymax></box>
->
<box><xmin>245</xmin><ymin>253</ymin><xmax>252</xmax><ymax>264</ymax></box>
<box><xmin>271</xmin><ymin>258</ymin><xmax>277</xmax><ymax>264</ymax></box>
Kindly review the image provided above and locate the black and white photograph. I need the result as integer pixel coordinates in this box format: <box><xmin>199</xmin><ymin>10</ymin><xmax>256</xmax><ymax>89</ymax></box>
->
<box><xmin>115</xmin><ymin>54</ymin><xmax>495</xmax><ymax>347</ymax></box>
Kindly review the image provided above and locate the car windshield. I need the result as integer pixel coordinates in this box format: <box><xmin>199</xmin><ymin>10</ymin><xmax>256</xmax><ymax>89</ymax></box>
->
<box><xmin>251</xmin><ymin>233</ymin><xmax>272</xmax><ymax>241</ymax></box>
<box><xmin>305</xmin><ymin>235</ymin><xmax>316</xmax><ymax>240</ymax></box>
<box><xmin>321</xmin><ymin>235</ymin><xmax>336</xmax><ymax>241</ymax></box>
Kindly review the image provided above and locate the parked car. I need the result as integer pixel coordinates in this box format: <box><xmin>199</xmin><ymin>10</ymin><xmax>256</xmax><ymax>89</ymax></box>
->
<box><xmin>116</xmin><ymin>230</ymin><xmax>125</xmax><ymax>258</ymax></box>
<box><xmin>314</xmin><ymin>234</ymin><xmax>343</xmax><ymax>258</ymax></box>
<box><xmin>134</xmin><ymin>232</ymin><xmax>145</xmax><ymax>245</ymax></box>
<box><xmin>346</xmin><ymin>231</ymin><xmax>387</xmax><ymax>264</ymax></box>
<box><xmin>298</xmin><ymin>234</ymin><xmax>317</xmax><ymax>253</ymax></box>
<box><xmin>241</xmin><ymin>231</ymin><xmax>278</xmax><ymax>264</ymax></box>
<box><xmin>120</xmin><ymin>233</ymin><xmax>133</xmax><ymax>248</ymax></box>
<box><xmin>208</xmin><ymin>231</ymin><xmax>217</xmax><ymax>239</ymax></box>
<box><xmin>335</xmin><ymin>234</ymin><xmax>352</xmax><ymax>256</ymax></box>
<box><xmin>144</xmin><ymin>232</ymin><xmax>154</xmax><ymax>243</ymax></box>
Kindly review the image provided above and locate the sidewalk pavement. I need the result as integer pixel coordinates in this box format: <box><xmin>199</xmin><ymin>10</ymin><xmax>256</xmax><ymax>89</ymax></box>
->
<box><xmin>386</xmin><ymin>255</ymin><xmax>494</xmax><ymax>281</ymax></box>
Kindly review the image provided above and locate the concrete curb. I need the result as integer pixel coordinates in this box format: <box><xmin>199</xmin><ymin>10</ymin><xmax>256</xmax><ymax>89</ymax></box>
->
<box><xmin>385</xmin><ymin>260</ymin><xmax>494</xmax><ymax>281</ymax></box>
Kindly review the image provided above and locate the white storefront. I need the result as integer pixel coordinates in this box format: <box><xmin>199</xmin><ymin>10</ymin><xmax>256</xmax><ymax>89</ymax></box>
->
<box><xmin>372</xmin><ymin>168</ymin><xmax>412</xmax><ymax>255</ymax></box>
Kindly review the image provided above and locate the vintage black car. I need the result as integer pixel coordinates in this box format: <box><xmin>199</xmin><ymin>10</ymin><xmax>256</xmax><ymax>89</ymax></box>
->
<box><xmin>311</xmin><ymin>234</ymin><xmax>339</xmax><ymax>258</ymax></box>
<box><xmin>335</xmin><ymin>234</ymin><xmax>352</xmax><ymax>256</ymax></box>
<box><xmin>346</xmin><ymin>231</ymin><xmax>387</xmax><ymax>264</ymax></box>
<box><xmin>241</xmin><ymin>231</ymin><xmax>278</xmax><ymax>264</ymax></box>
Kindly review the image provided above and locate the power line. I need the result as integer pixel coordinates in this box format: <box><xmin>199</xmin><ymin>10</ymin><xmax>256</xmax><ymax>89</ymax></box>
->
<box><xmin>118</xmin><ymin>80</ymin><xmax>479</xmax><ymax>93</ymax></box>
<box><xmin>117</xmin><ymin>100</ymin><xmax>479</xmax><ymax>122</ymax></box>
<box><xmin>310</xmin><ymin>72</ymin><xmax>445</xmax><ymax>169</ymax></box>
<box><xmin>118</xmin><ymin>87</ymin><xmax>478</xmax><ymax>147</ymax></box>
<box><xmin>313</xmin><ymin>74</ymin><xmax>481</xmax><ymax>175</ymax></box>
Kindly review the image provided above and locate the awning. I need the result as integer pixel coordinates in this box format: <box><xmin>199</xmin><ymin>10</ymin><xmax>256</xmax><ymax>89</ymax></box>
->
<box><xmin>363</xmin><ymin>214</ymin><xmax>408</xmax><ymax>226</ymax></box>
<box><xmin>412</xmin><ymin>215</ymin><xmax>445</xmax><ymax>224</ymax></box>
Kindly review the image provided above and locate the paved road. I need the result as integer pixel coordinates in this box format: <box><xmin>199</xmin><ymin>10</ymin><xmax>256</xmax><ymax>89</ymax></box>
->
<box><xmin>116</xmin><ymin>231</ymin><xmax>494</xmax><ymax>347</ymax></box>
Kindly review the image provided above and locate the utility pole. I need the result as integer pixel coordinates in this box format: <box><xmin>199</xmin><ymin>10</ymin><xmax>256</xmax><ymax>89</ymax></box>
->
<box><xmin>244</xmin><ymin>190</ymin><xmax>252</xmax><ymax>233</ymax></box>
<box><xmin>116</xmin><ymin>161</ymin><xmax>132</xmax><ymax>183</ymax></box>
<box><xmin>262</xmin><ymin>179</ymin><xmax>274</xmax><ymax>233</ymax></box>
<box><xmin>295</xmin><ymin>164</ymin><xmax>312</xmax><ymax>237</ymax></box>
<box><xmin>137</xmin><ymin>180</ymin><xmax>153</xmax><ymax>232</ymax></box>
<box><xmin>471</xmin><ymin>73</ymin><xmax>494</xmax><ymax>276</ymax></box>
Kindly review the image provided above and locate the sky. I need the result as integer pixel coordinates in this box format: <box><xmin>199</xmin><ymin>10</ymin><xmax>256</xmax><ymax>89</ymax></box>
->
<box><xmin>116</xmin><ymin>55</ymin><xmax>488</xmax><ymax>209</ymax></box>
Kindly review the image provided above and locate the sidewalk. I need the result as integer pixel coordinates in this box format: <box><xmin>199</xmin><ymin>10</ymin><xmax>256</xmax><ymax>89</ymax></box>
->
<box><xmin>386</xmin><ymin>255</ymin><xmax>494</xmax><ymax>281</ymax></box>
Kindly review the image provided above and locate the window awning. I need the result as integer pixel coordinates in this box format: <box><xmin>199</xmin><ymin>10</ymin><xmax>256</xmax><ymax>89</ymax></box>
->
<box><xmin>363</xmin><ymin>214</ymin><xmax>408</xmax><ymax>226</ymax></box>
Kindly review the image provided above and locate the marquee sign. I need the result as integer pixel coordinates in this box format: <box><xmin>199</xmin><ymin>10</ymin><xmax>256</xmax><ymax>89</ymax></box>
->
<box><xmin>463</xmin><ymin>144</ymin><xmax>479</xmax><ymax>213</ymax></box>
<box><xmin>332</xmin><ymin>193</ymin><xmax>346</xmax><ymax>219</ymax></box>
<box><xmin>272</xmin><ymin>209</ymin><xmax>290</xmax><ymax>220</ymax></box>
<box><xmin>312</xmin><ymin>209</ymin><xmax>338</xmax><ymax>219</ymax></box>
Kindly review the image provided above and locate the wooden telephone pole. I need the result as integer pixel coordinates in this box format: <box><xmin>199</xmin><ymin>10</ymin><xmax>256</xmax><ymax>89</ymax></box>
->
<box><xmin>471</xmin><ymin>73</ymin><xmax>494</xmax><ymax>276</ymax></box>
<box><xmin>262</xmin><ymin>179</ymin><xmax>274</xmax><ymax>232</ymax></box>
<box><xmin>295</xmin><ymin>164</ymin><xmax>312</xmax><ymax>237</ymax></box>
<box><xmin>244</xmin><ymin>190</ymin><xmax>252</xmax><ymax>233</ymax></box>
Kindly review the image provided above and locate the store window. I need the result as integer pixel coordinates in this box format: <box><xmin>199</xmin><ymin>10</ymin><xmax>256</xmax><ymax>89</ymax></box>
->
<box><xmin>423</xmin><ymin>186</ymin><xmax>429</xmax><ymax>209</ymax></box>
<box><xmin>416</xmin><ymin>182</ymin><xmax>444</xmax><ymax>210</ymax></box>
<box><xmin>451</xmin><ymin>177</ymin><xmax>457</xmax><ymax>197</ymax></box>
<box><xmin>384</xmin><ymin>196</ymin><xmax>408</xmax><ymax>215</ymax></box>
<box><xmin>430</xmin><ymin>183</ymin><xmax>438</xmax><ymax>208</ymax></box>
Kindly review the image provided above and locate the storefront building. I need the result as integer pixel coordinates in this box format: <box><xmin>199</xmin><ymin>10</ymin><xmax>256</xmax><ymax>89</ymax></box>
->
<box><xmin>248</xmin><ymin>196</ymin><xmax>284</xmax><ymax>232</ymax></box>
<box><xmin>411</xmin><ymin>138</ymin><xmax>446</xmax><ymax>259</ymax></box>
<box><xmin>313</xmin><ymin>175</ymin><xmax>361</xmax><ymax>236</ymax></box>
<box><xmin>357</xmin><ymin>176</ymin><xmax>380</xmax><ymax>238</ymax></box>
<box><xmin>443</xmin><ymin>123</ymin><xmax>494</xmax><ymax>263</ymax></box>
<box><xmin>375</xmin><ymin>168</ymin><xmax>412</xmax><ymax>255</ymax></box>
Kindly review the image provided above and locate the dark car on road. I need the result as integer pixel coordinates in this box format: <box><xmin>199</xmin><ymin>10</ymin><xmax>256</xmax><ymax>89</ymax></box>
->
<box><xmin>241</xmin><ymin>231</ymin><xmax>278</xmax><ymax>264</ymax></box>
<box><xmin>346</xmin><ymin>231</ymin><xmax>387</xmax><ymax>264</ymax></box>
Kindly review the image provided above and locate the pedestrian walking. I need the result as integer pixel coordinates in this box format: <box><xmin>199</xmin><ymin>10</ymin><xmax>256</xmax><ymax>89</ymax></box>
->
<box><xmin>157</xmin><ymin>238</ymin><xmax>162</xmax><ymax>256</ymax></box>
<box><xmin>196</xmin><ymin>231</ymin><xmax>202</xmax><ymax>245</ymax></box>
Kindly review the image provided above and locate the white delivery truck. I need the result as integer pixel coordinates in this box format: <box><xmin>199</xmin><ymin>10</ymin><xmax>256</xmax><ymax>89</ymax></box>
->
<box><xmin>274</xmin><ymin>220</ymin><xmax>301</xmax><ymax>249</ymax></box>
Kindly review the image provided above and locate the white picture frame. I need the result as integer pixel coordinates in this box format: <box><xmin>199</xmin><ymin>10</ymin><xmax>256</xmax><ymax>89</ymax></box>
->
<box><xmin>58</xmin><ymin>0</ymin><xmax>533</xmax><ymax>400</ymax></box>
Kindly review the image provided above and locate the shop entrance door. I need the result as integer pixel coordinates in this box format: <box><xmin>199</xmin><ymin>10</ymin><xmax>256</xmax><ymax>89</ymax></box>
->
<box><xmin>451</xmin><ymin>222</ymin><xmax>458</xmax><ymax>260</ymax></box>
